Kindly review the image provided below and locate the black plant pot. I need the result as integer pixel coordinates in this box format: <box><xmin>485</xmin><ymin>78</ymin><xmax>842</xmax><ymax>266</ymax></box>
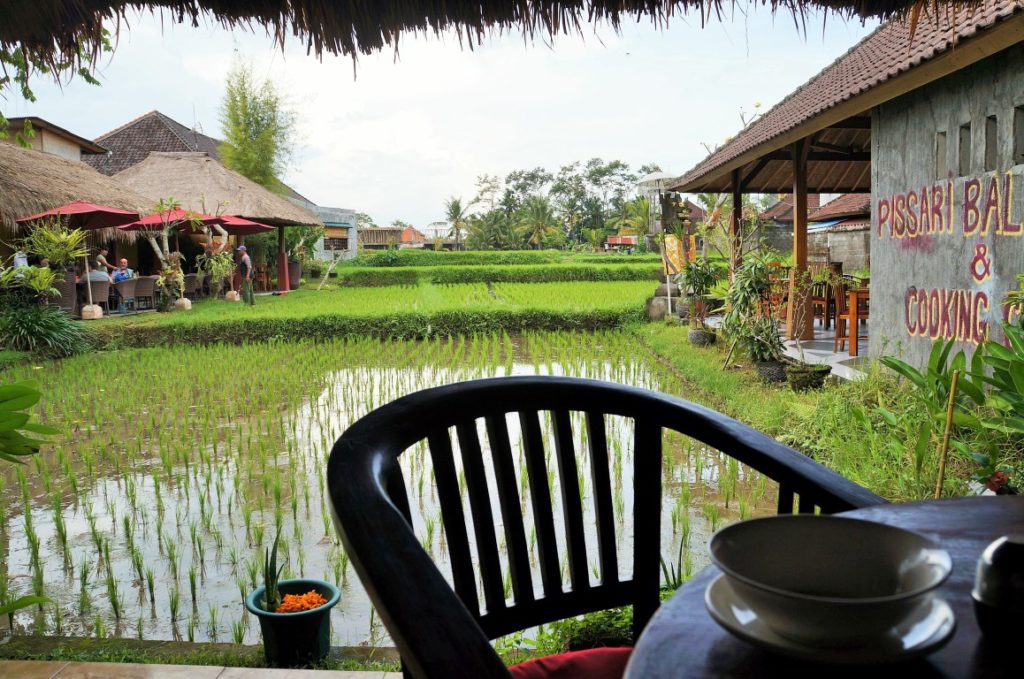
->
<box><xmin>755</xmin><ymin>360</ymin><xmax>788</xmax><ymax>383</ymax></box>
<box><xmin>245</xmin><ymin>578</ymin><xmax>340</xmax><ymax>668</ymax></box>
<box><xmin>784</xmin><ymin>362</ymin><xmax>832</xmax><ymax>391</ymax></box>
<box><xmin>688</xmin><ymin>328</ymin><xmax>717</xmax><ymax>346</ymax></box>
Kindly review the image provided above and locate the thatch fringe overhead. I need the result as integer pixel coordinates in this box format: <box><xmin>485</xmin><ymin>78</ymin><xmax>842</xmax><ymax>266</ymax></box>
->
<box><xmin>0</xmin><ymin>142</ymin><xmax>150</xmax><ymax>241</ymax></box>
<box><xmin>0</xmin><ymin>1</ymin><xmax>986</xmax><ymax>77</ymax></box>
<box><xmin>113</xmin><ymin>152</ymin><xmax>322</xmax><ymax>227</ymax></box>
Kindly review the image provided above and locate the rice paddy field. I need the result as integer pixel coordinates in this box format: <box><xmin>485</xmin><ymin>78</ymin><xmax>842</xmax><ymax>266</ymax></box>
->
<box><xmin>0</xmin><ymin>331</ymin><xmax>778</xmax><ymax>649</ymax></box>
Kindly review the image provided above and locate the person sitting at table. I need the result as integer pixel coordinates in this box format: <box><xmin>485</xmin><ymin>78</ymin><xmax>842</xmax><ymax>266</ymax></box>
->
<box><xmin>113</xmin><ymin>259</ymin><xmax>134</xmax><ymax>282</ymax></box>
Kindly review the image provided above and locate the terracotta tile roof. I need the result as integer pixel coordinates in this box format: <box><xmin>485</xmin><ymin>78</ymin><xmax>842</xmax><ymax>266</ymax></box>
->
<box><xmin>760</xmin><ymin>194</ymin><xmax>821</xmax><ymax>223</ymax></box>
<box><xmin>672</xmin><ymin>1</ymin><xmax>1024</xmax><ymax>191</ymax></box>
<box><xmin>809</xmin><ymin>193</ymin><xmax>870</xmax><ymax>221</ymax></box>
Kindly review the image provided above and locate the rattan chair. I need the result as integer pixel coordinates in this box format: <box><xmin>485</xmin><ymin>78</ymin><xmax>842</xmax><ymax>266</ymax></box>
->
<box><xmin>114</xmin><ymin>278</ymin><xmax>137</xmax><ymax>313</ymax></box>
<box><xmin>81</xmin><ymin>279</ymin><xmax>110</xmax><ymax>313</ymax></box>
<box><xmin>52</xmin><ymin>277</ymin><xmax>77</xmax><ymax>315</ymax></box>
<box><xmin>328</xmin><ymin>376</ymin><xmax>886</xmax><ymax>679</ymax></box>
<box><xmin>183</xmin><ymin>273</ymin><xmax>200</xmax><ymax>300</ymax></box>
<box><xmin>134</xmin><ymin>276</ymin><xmax>157</xmax><ymax>310</ymax></box>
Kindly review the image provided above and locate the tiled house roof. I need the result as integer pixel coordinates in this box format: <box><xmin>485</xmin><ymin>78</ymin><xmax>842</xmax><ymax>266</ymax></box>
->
<box><xmin>760</xmin><ymin>194</ymin><xmax>821</xmax><ymax>223</ymax></box>
<box><xmin>85</xmin><ymin>111</ymin><xmax>219</xmax><ymax>175</ymax></box>
<box><xmin>809</xmin><ymin>193</ymin><xmax>870</xmax><ymax>221</ymax></box>
<box><xmin>672</xmin><ymin>0</ymin><xmax>1024</xmax><ymax>192</ymax></box>
<box><xmin>87</xmin><ymin>110</ymin><xmax>314</xmax><ymax>205</ymax></box>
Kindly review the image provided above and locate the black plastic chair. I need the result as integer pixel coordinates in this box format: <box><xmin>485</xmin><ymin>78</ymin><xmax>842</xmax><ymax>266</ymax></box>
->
<box><xmin>327</xmin><ymin>376</ymin><xmax>885</xmax><ymax>679</ymax></box>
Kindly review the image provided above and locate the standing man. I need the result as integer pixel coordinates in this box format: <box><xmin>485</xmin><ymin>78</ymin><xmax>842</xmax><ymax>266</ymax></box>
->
<box><xmin>95</xmin><ymin>247</ymin><xmax>113</xmax><ymax>274</ymax></box>
<box><xmin>238</xmin><ymin>245</ymin><xmax>255</xmax><ymax>306</ymax></box>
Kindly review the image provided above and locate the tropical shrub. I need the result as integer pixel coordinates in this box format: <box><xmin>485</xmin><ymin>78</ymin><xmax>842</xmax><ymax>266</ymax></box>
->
<box><xmin>0</xmin><ymin>304</ymin><xmax>92</xmax><ymax>357</ymax></box>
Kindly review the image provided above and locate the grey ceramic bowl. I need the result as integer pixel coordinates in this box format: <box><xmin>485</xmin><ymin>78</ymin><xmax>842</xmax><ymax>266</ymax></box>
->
<box><xmin>709</xmin><ymin>515</ymin><xmax>952</xmax><ymax>647</ymax></box>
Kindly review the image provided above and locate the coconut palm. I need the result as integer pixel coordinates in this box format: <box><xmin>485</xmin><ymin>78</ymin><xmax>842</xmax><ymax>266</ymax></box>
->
<box><xmin>444</xmin><ymin>197</ymin><xmax>473</xmax><ymax>249</ymax></box>
<box><xmin>516</xmin><ymin>195</ymin><xmax>560</xmax><ymax>250</ymax></box>
<box><xmin>467</xmin><ymin>210</ymin><xmax>519</xmax><ymax>250</ymax></box>
<box><xmin>607</xmin><ymin>196</ymin><xmax>650</xmax><ymax>235</ymax></box>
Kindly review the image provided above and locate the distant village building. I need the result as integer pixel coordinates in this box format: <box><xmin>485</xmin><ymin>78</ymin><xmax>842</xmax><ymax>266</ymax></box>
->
<box><xmin>807</xmin><ymin>194</ymin><xmax>871</xmax><ymax>273</ymax></box>
<box><xmin>3</xmin><ymin>116</ymin><xmax>106</xmax><ymax>162</ymax></box>
<box><xmin>86</xmin><ymin>110</ymin><xmax>357</xmax><ymax>260</ymax></box>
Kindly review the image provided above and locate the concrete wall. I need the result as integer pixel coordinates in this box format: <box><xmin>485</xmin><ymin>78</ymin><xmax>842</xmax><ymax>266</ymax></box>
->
<box><xmin>824</xmin><ymin>229</ymin><xmax>870</xmax><ymax>272</ymax></box>
<box><xmin>870</xmin><ymin>44</ymin><xmax>1024</xmax><ymax>366</ymax></box>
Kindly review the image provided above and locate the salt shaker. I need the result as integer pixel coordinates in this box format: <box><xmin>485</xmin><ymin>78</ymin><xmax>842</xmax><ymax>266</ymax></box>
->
<box><xmin>972</xmin><ymin>535</ymin><xmax>1024</xmax><ymax>638</ymax></box>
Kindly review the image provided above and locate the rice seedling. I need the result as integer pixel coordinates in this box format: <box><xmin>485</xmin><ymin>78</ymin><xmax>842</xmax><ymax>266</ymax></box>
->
<box><xmin>169</xmin><ymin>588</ymin><xmax>180</xmax><ymax>622</ymax></box>
<box><xmin>0</xmin><ymin>329</ymin><xmax>766</xmax><ymax>645</ymax></box>
<box><xmin>231</xmin><ymin>616</ymin><xmax>246</xmax><ymax>644</ymax></box>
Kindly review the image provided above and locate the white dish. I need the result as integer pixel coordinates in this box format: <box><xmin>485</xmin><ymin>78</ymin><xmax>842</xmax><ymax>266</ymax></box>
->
<box><xmin>704</xmin><ymin>574</ymin><xmax>956</xmax><ymax>664</ymax></box>
<box><xmin>709</xmin><ymin>515</ymin><xmax>952</xmax><ymax>646</ymax></box>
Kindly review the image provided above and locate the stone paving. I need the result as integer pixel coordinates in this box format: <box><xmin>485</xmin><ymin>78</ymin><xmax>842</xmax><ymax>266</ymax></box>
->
<box><xmin>0</xmin><ymin>661</ymin><xmax>400</xmax><ymax>678</ymax></box>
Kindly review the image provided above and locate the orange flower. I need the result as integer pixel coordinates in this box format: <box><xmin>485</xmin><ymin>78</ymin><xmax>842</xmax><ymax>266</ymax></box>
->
<box><xmin>275</xmin><ymin>590</ymin><xmax>328</xmax><ymax>613</ymax></box>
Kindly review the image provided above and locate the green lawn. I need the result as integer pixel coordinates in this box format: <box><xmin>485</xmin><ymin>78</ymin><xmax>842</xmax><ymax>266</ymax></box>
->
<box><xmin>91</xmin><ymin>281</ymin><xmax>654</xmax><ymax>347</ymax></box>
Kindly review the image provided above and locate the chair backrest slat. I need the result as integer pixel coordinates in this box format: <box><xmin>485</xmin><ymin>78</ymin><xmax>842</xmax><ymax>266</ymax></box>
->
<box><xmin>631</xmin><ymin>418</ymin><xmax>662</xmax><ymax>632</ymax></box>
<box><xmin>551</xmin><ymin>409</ymin><xmax>589</xmax><ymax>593</ymax></box>
<box><xmin>585</xmin><ymin>412</ymin><xmax>619</xmax><ymax>584</ymax></box>
<box><xmin>427</xmin><ymin>430</ymin><xmax>480</xmax><ymax>617</ymax></box>
<box><xmin>518</xmin><ymin>410</ymin><xmax>561</xmax><ymax>597</ymax></box>
<box><xmin>798</xmin><ymin>492</ymin><xmax>816</xmax><ymax>514</ymax></box>
<box><xmin>455</xmin><ymin>422</ymin><xmax>506</xmax><ymax>614</ymax></box>
<box><xmin>777</xmin><ymin>483</ymin><xmax>795</xmax><ymax>514</ymax></box>
<box><xmin>483</xmin><ymin>415</ymin><xmax>534</xmax><ymax>604</ymax></box>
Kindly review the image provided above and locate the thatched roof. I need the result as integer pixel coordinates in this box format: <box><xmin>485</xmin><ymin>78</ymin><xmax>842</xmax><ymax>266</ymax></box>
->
<box><xmin>0</xmin><ymin>141</ymin><xmax>151</xmax><ymax>238</ymax></box>
<box><xmin>113</xmin><ymin>152</ymin><xmax>321</xmax><ymax>227</ymax></box>
<box><xmin>1</xmin><ymin>2</ymin><xmax>980</xmax><ymax>78</ymax></box>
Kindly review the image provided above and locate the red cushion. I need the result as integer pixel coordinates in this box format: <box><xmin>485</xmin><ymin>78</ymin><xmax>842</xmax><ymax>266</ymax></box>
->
<box><xmin>508</xmin><ymin>647</ymin><xmax>632</xmax><ymax>679</ymax></box>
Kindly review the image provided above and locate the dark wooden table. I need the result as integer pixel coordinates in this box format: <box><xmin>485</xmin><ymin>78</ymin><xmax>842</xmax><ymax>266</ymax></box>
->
<box><xmin>625</xmin><ymin>496</ymin><xmax>1023</xmax><ymax>678</ymax></box>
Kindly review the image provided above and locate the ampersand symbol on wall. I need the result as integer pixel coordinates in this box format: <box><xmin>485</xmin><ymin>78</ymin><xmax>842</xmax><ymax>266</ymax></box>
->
<box><xmin>970</xmin><ymin>243</ymin><xmax>992</xmax><ymax>283</ymax></box>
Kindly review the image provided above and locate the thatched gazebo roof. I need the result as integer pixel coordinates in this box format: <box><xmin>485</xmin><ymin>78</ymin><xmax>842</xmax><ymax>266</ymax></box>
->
<box><xmin>2</xmin><ymin>2</ymin><xmax>974</xmax><ymax>77</ymax></box>
<box><xmin>113</xmin><ymin>152</ymin><xmax>321</xmax><ymax>227</ymax></box>
<box><xmin>0</xmin><ymin>141</ymin><xmax>150</xmax><ymax>238</ymax></box>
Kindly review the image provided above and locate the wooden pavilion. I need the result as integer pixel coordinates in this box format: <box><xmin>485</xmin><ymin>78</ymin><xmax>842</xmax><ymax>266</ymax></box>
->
<box><xmin>670</xmin><ymin>1</ymin><xmax>1024</xmax><ymax>351</ymax></box>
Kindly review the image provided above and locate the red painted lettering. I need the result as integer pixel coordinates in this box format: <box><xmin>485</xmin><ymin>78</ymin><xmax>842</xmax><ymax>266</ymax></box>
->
<box><xmin>963</xmin><ymin>177</ymin><xmax>982</xmax><ymax>236</ymax></box>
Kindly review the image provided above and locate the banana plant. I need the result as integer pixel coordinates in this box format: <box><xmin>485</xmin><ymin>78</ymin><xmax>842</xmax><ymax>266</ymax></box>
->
<box><xmin>0</xmin><ymin>381</ymin><xmax>55</xmax><ymax>618</ymax></box>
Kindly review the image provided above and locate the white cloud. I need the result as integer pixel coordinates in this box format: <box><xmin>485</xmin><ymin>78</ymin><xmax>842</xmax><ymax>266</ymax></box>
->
<box><xmin>6</xmin><ymin>8</ymin><xmax>877</xmax><ymax>225</ymax></box>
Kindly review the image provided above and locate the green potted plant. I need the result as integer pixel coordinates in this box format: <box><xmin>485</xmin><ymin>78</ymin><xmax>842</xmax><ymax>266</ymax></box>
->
<box><xmin>681</xmin><ymin>256</ymin><xmax>722</xmax><ymax>346</ymax></box>
<box><xmin>784</xmin><ymin>268</ymin><xmax>831</xmax><ymax>391</ymax></box>
<box><xmin>244</xmin><ymin>534</ymin><xmax>340</xmax><ymax>668</ymax></box>
<box><xmin>742</xmin><ymin>316</ymin><xmax>787</xmax><ymax>382</ymax></box>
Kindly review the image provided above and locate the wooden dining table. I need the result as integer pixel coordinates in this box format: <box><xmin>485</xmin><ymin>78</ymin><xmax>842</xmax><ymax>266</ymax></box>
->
<box><xmin>624</xmin><ymin>496</ymin><xmax>1023</xmax><ymax>678</ymax></box>
<box><xmin>846</xmin><ymin>286</ymin><xmax>869</xmax><ymax>357</ymax></box>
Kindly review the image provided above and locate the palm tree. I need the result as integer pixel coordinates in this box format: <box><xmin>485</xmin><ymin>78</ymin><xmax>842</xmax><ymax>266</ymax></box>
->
<box><xmin>607</xmin><ymin>196</ymin><xmax>650</xmax><ymax>235</ymax></box>
<box><xmin>468</xmin><ymin>210</ymin><xmax>518</xmax><ymax>250</ymax></box>
<box><xmin>516</xmin><ymin>195</ymin><xmax>560</xmax><ymax>250</ymax></box>
<box><xmin>444</xmin><ymin>197</ymin><xmax>472</xmax><ymax>249</ymax></box>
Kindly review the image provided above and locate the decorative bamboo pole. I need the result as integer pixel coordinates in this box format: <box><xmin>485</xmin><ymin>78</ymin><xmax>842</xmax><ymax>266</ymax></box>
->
<box><xmin>934</xmin><ymin>369</ymin><xmax>960</xmax><ymax>499</ymax></box>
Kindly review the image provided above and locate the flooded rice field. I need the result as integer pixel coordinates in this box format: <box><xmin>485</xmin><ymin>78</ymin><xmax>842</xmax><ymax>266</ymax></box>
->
<box><xmin>0</xmin><ymin>332</ymin><xmax>775</xmax><ymax>647</ymax></box>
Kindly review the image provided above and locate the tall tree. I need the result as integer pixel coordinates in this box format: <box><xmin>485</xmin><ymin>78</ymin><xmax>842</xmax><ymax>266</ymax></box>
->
<box><xmin>516</xmin><ymin>196</ymin><xmax>560</xmax><ymax>250</ymax></box>
<box><xmin>444</xmin><ymin>197</ymin><xmax>473</xmax><ymax>248</ymax></box>
<box><xmin>355</xmin><ymin>212</ymin><xmax>378</xmax><ymax>228</ymax></box>
<box><xmin>219</xmin><ymin>59</ymin><xmax>297</xmax><ymax>192</ymax></box>
<box><xmin>473</xmin><ymin>174</ymin><xmax>503</xmax><ymax>211</ymax></box>
<box><xmin>607</xmin><ymin>196</ymin><xmax>650</xmax><ymax>235</ymax></box>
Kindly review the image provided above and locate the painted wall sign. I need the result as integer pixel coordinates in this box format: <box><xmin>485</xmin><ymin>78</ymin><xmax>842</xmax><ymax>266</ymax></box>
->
<box><xmin>870</xmin><ymin>45</ymin><xmax>1024</xmax><ymax>367</ymax></box>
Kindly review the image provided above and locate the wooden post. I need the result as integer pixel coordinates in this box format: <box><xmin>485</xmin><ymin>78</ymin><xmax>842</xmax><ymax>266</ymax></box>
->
<box><xmin>277</xmin><ymin>224</ymin><xmax>289</xmax><ymax>293</ymax></box>
<box><xmin>730</xmin><ymin>169</ymin><xmax>742</xmax><ymax>281</ymax></box>
<box><xmin>787</xmin><ymin>139</ymin><xmax>814</xmax><ymax>340</ymax></box>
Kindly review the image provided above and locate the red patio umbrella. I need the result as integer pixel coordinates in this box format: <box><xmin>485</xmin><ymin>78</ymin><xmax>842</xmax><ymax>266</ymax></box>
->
<box><xmin>218</xmin><ymin>215</ymin><xmax>274</xmax><ymax>236</ymax></box>
<box><xmin>15</xmin><ymin>200</ymin><xmax>140</xmax><ymax>230</ymax></box>
<box><xmin>118</xmin><ymin>208</ymin><xmax>224</xmax><ymax>231</ymax></box>
<box><xmin>16</xmin><ymin>201</ymin><xmax>142</xmax><ymax>315</ymax></box>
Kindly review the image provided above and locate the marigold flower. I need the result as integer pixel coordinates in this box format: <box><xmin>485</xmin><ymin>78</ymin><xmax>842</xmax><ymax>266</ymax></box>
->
<box><xmin>275</xmin><ymin>590</ymin><xmax>327</xmax><ymax>613</ymax></box>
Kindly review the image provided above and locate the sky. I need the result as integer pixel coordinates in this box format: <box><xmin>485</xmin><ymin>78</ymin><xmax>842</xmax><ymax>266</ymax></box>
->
<box><xmin>5</xmin><ymin>6</ymin><xmax>878</xmax><ymax>226</ymax></box>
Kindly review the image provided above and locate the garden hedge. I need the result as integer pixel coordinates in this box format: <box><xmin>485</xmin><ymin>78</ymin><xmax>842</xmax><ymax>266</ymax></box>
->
<box><xmin>346</xmin><ymin>250</ymin><xmax>659</xmax><ymax>268</ymax></box>
<box><xmin>94</xmin><ymin>309</ymin><xmax>645</xmax><ymax>348</ymax></box>
<box><xmin>336</xmin><ymin>263</ymin><xmax>661</xmax><ymax>287</ymax></box>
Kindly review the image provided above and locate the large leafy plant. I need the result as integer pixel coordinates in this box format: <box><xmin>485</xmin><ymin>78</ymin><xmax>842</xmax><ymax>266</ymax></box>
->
<box><xmin>20</xmin><ymin>221</ymin><xmax>88</xmax><ymax>269</ymax></box>
<box><xmin>0</xmin><ymin>381</ymin><xmax>54</xmax><ymax>617</ymax></box>
<box><xmin>680</xmin><ymin>257</ymin><xmax>722</xmax><ymax>329</ymax></box>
